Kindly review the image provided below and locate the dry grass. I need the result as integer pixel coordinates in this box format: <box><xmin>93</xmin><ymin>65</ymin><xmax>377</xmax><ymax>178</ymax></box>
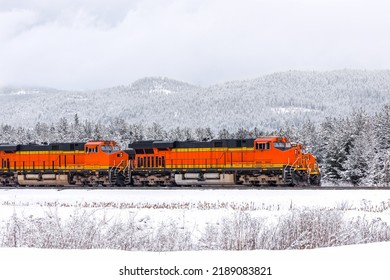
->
<box><xmin>1</xmin><ymin>205</ymin><xmax>390</xmax><ymax>251</ymax></box>
<box><xmin>3</xmin><ymin>198</ymin><xmax>390</xmax><ymax>212</ymax></box>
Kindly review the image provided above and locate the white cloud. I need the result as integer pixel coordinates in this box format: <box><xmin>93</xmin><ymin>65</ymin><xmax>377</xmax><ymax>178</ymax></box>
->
<box><xmin>0</xmin><ymin>9</ymin><xmax>38</xmax><ymax>40</ymax></box>
<box><xmin>0</xmin><ymin>0</ymin><xmax>389</xmax><ymax>90</ymax></box>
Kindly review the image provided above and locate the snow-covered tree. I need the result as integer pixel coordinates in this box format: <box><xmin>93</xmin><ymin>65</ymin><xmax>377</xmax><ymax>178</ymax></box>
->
<box><xmin>365</xmin><ymin>106</ymin><xmax>390</xmax><ymax>186</ymax></box>
<box><xmin>342</xmin><ymin>112</ymin><xmax>373</xmax><ymax>185</ymax></box>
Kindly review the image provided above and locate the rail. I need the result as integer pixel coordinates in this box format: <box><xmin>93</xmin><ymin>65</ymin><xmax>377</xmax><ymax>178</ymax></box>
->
<box><xmin>4</xmin><ymin>185</ymin><xmax>390</xmax><ymax>190</ymax></box>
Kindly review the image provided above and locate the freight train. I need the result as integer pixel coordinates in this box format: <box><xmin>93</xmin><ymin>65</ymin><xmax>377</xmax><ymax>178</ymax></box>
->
<box><xmin>0</xmin><ymin>136</ymin><xmax>320</xmax><ymax>187</ymax></box>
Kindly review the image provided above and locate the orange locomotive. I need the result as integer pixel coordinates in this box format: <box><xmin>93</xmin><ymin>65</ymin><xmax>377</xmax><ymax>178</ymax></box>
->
<box><xmin>0</xmin><ymin>136</ymin><xmax>320</xmax><ymax>187</ymax></box>
<box><xmin>0</xmin><ymin>140</ymin><xmax>130</xmax><ymax>186</ymax></box>
<box><xmin>129</xmin><ymin>136</ymin><xmax>320</xmax><ymax>186</ymax></box>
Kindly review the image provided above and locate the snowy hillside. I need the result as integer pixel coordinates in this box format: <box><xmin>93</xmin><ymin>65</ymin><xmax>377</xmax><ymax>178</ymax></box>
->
<box><xmin>2</xmin><ymin>70</ymin><xmax>390</xmax><ymax>131</ymax></box>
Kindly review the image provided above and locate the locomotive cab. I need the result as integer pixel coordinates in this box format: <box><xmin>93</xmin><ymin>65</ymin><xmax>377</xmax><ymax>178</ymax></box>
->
<box><xmin>253</xmin><ymin>136</ymin><xmax>320</xmax><ymax>186</ymax></box>
<box><xmin>84</xmin><ymin>141</ymin><xmax>128</xmax><ymax>171</ymax></box>
<box><xmin>254</xmin><ymin>136</ymin><xmax>296</xmax><ymax>165</ymax></box>
<box><xmin>77</xmin><ymin>140</ymin><xmax>130</xmax><ymax>186</ymax></box>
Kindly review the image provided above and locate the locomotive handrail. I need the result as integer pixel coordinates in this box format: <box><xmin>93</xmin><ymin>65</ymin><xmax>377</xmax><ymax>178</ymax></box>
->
<box><xmin>116</xmin><ymin>160</ymin><xmax>123</xmax><ymax>169</ymax></box>
<box><xmin>291</xmin><ymin>156</ymin><xmax>299</xmax><ymax>167</ymax></box>
<box><xmin>288</xmin><ymin>157</ymin><xmax>300</xmax><ymax>175</ymax></box>
<box><xmin>108</xmin><ymin>160</ymin><xmax>124</xmax><ymax>184</ymax></box>
<box><xmin>124</xmin><ymin>160</ymin><xmax>131</xmax><ymax>174</ymax></box>
<box><xmin>108</xmin><ymin>165</ymin><xmax>114</xmax><ymax>182</ymax></box>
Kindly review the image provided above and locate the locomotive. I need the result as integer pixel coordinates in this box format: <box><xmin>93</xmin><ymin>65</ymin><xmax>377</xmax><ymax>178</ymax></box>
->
<box><xmin>0</xmin><ymin>140</ymin><xmax>130</xmax><ymax>187</ymax></box>
<box><xmin>0</xmin><ymin>136</ymin><xmax>320</xmax><ymax>187</ymax></box>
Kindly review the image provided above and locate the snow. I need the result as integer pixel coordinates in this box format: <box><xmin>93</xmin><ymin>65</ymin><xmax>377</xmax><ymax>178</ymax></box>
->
<box><xmin>2</xmin><ymin>188</ymin><xmax>390</xmax><ymax>207</ymax></box>
<box><xmin>2</xmin><ymin>189</ymin><xmax>390</xmax><ymax>237</ymax></box>
<box><xmin>1</xmin><ymin>243</ymin><xmax>389</xmax><ymax>279</ymax></box>
<box><xmin>1</xmin><ymin>188</ymin><xmax>390</xmax><ymax>279</ymax></box>
<box><xmin>271</xmin><ymin>106</ymin><xmax>314</xmax><ymax>114</ymax></box>
<box><xmin>151</xmin><ymin>88</ymin><xmax>173</xmax><ymax>95</ymax></box>
<box><xmin>1</xmin><ymin>189</ymin><xmax>389</xmax><ymax>209</ymax></box>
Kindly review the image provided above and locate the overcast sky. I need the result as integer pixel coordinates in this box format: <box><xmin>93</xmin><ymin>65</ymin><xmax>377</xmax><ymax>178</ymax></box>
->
<box><xmin>0</xmin><ymin>0</ymin><xmax>389</xmax><ymax>90</ymax></box>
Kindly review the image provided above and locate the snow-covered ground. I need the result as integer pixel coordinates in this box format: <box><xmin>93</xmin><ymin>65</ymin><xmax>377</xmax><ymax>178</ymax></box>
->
<box><xmin>1</xmin><ymin>243</ymin><xmax>389</xmax><ymax>280</ymax></box>
<box><xmin>1</xmin><ymin>188</ymin><xmax>390</xmax><ymax>279</ymax></box>
<box><xmin>2</xmin><ymin>188</ymin><xmax>390</xmax><ymax>226</ymax></box>
<box><xmin>2</xmin><ymin>188</ymin><xmax>389</xmax><ymax>207</ymax></box>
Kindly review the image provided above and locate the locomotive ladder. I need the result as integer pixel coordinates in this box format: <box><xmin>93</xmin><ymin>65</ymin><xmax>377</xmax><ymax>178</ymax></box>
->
<box><xmin>283</xmin><ymin>166</ymin><xmax>295</xmax><ymax>185</ymax></box>
<box><xmin>123</xmin><ymin>160</ymin><xmax>131</xmax><ymax>185</ymax></box>
<box><xmin>283</xmin><ymin>157</ymin><xmax>299</xmax><ymax>185</ymax></box>
<box><xmin>109</xmin><ymin>160</ymin><xmax>131</xmax><ymax>186</ymax></box>
<box><xmin>109</xmin><ymin>161</ymin><xmax>122</xmax><ymax>185</ymax></box>
<box><xmin>108</xmin><ymin>166</ymin><xmax>117</xmax><ymax>185</ymax></box>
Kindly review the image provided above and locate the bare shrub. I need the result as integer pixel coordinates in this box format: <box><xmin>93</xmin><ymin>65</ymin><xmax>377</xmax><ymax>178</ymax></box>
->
<box><xmin>199</xmin><ymin>211</ymin><xmax>265</xmax><ymax>250</ymax></box>
<box><xmin>271</xmin><ymin>208</ymin><xmax>344</xmax><ymax>249</ymax></box>
<box><xmin>340</xmin><ymin>216</ymin><xmax>390</xmax><ymax>245</ymax></box>
<box><xmin>149</xmin><ymin>219</ymin><xmax>193</xmax><ymax>251</ymax></box>
<box><xmin>2</xmin><ymin>207</ymin><xmax>390</xmax><ymax>251</ymax></box>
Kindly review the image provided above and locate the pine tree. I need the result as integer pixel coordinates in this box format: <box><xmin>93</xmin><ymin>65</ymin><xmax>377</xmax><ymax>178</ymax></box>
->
<box><xmin>365</xmin><ymin>106</ymin><xmax>390</xmax><ymax>186</ymax></box>
<box><xmin>82</xmin><ymin>120</ymin><xmax>94</xmax><ymax>140</ymax></box>
<box><xmin>146</xmin><ymin>122</ymin><xmax>166</xmax><ymax>140</ymax></box>
<box><xmin>93</xmin><ymin>123</ymin><xmax>103</xmax><ymax>140</ymax></box>
<box><xmin>295</xmin><ymin>120</ymin><xmax>319</xmax><ymax>155</ymax></box>
<box><xmin>71</xmin><ymin>114</ymin><xmax>82</xmax><ymax>141</ymax></box>
<box><xmin>318</xmin><ymin>117</ymin><xmax>353</xmax><ymax>182</ymax></box>
<box><xmin>128</xmin><ymin>123</ymin><xmax>145</xmax><ymax>143</ymax></box>
<box><xmin>217</xmin><ymin>128</ymin><xmax>232</xmax><ymax>139</ymax></box>
<box><xmin>182</xmin><ymin>127</ymin><xmax>194</xmax><ymax>141</ymax></box>
<box><xmin>341</xmin><ymin>109</ymin><xmax>372</xmax><ymax>185</ymax></box>
<box><xmin>57</xmin><ymin>117</ymin><xmax>70</xmax><ymax>142</ymax></box>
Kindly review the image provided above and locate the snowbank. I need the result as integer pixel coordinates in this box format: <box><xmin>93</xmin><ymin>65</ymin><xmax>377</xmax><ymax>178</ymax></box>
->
<box><xmin>1</xmin><ymin>188</ymin><xmax>390</xmax><ymax>279</ymax></box>
<box><xmin>1</xmin><ymin>243</ymin><xmax>389</xmax><ymax>280</ymax></box>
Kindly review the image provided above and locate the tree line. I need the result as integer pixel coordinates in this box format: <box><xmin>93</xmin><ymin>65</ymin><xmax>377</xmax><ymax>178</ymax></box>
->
<box><xmin>1</xmin><ymin>105</ymin><xmax>390</xmax><ymax>186</ymax></box>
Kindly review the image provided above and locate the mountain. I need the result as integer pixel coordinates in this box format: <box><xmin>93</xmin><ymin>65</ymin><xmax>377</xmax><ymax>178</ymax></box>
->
<box><xmin>2</xmin><ymin>70</ymin><xmax>390</xmax><ymax>131</ymax></box>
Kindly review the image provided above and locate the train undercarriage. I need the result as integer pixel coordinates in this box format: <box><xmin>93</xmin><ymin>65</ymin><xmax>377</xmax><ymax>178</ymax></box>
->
<box><xmin>0</xmin><ymin>165</ymin><xmax>320</xmax><ymax>187</ymax></box>
<box><xmin>0</xmin><ymin>170</ymin><xmax>127</xmax><ymax>187</ymax></box>
<box><xmin>120</xmin><ymin>165</ymin><xmax>320</xmax><ymax>187</ymax></box>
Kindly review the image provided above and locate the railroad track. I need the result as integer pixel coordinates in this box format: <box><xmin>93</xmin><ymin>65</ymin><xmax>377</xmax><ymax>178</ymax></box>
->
<box><xmin>2</xmin><ymin>185</ymin><xmax>390</xmax><ymax>190</ymax></box>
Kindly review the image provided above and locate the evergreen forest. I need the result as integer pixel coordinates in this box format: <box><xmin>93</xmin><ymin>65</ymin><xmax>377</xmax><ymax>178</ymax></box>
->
<box><xmin>1</xmin><ymin>105</ymin><xmax>390</xmax><ymax>186</ymax></box>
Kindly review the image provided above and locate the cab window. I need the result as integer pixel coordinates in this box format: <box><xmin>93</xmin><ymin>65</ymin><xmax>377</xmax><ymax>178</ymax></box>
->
<box><xmin>274</xmin><ymin>142</ymin><xmax>292</xmax><ymax>151</ymax></box>
<box><xmin>274</xmin><ymin>142</ymin><xmax>284</xmax><ymax>149</ymax></box>
<box><xmin>86</xmin><ymin>146</ymin><xmax>98</xmax><ymax>153</ymax></box>
<box><xmin>101</xmin><ymin>145</ymin><xmax>120</xmax><ymax>154</ymax></box>
<box><xmin>101</xmin><ymin>145</ymin><xmax>112</xmax><ymax>154</ymax></box>
<box><xmin>256</xmin><ymin>142</ymin><xmax>270</xmax><ymax>150</ymax></box>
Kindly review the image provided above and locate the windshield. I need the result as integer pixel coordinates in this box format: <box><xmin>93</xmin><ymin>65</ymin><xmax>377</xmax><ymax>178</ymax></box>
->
<box><xmin>274</xmin><ymin>142</ymin><xmax>284</xmax><ymax>148</ymax></box>
<box><xmin>274</xmin><ymin>142</ymin><xmax>292</xmax><ymax>150</ymax></box>
<box><xmin>101</xmin><ymin>145</ymin><xmax>120</xmax><ymax>154</ymax></box>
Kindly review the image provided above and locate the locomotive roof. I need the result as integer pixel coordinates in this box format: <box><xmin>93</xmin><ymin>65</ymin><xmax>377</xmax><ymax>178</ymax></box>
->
<box><xmin>255</xmin><ymin>136</ymin><xmax>289</xmax><ymax>142</ymax></box>
<box><xmin>0</xmin><ymin>142</ymin><xmax>85</xmax><ymax>152</ymax></box>
<box><xmin>85</xmin><ymin>140</ymin><xmax>118</xmax><ymax>145</ymax></box>
<box><xmin>129</xmin><ymin>139</ymin><xmax>255</xmax><ymax>149</ymax></box>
